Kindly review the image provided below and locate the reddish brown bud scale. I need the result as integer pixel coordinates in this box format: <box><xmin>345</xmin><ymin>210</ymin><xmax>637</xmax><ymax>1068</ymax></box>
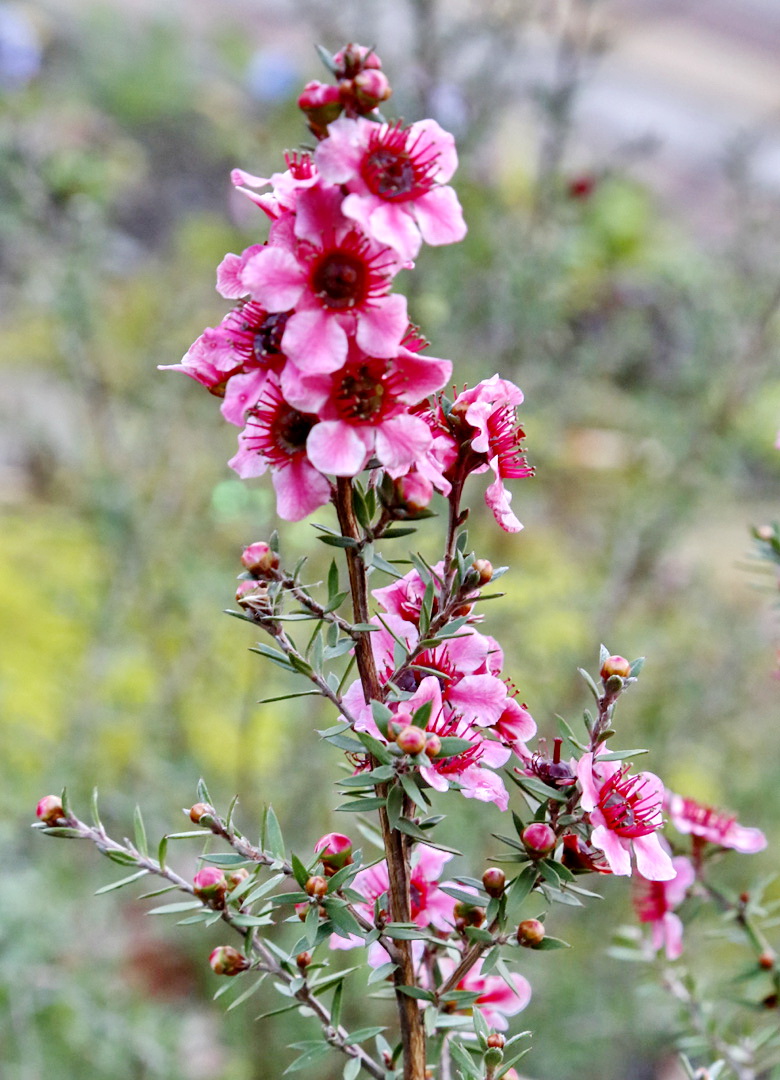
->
<box><xmin>482</xmin><ymin>867</ymin><xmax>506</xmax><ymax>898</ymax></box>
<box><xmin>396</xmin><ymin>726</ymin><xmax>427</xmax><ymax>756</ymax></box>
<box><xmin>759</xmin><ymin>951</ymin><xmax>776</xmax><ymax>970</ymax></box>
<box><xmin>209</xmin><ymin>945</ymin><xmax>250</xmax><ymax>976</ymax></box>
<box><xmin>517</xmin><ymin>918</ymin><xmax>546</xmax><ymax>948</ymax></box>
<box><xmin>600</xmin><ymin>655</ymin><xmax>631</xmax><ymax>681</ymax></box>
<box><xmin>240</xmin><ymin>541</ymin><xmax>279</xmax><ymax>577</ymax></box>
<box><xmin>486</xmin><ymin>1033</ymin><xmax>505</xmax><ymax>1049</ymax></box>
<box><xmin>305</xmin><ymin>875</ymin><xmax>328</xmax><ymax>898</ymax></box>
<box><xmin>36</xmin><ymin>795</ymin><xmax>65</xmax><ymax>826</ymax></box>
<box><xmin>188</xmin><ymin>803</ymin><xmax>211</xmax><ymax>824</ymax></box>
<box><xmin>296</xmin><ymin>951</ymin><xmax>312</xmax><ymax>970</ymax></box>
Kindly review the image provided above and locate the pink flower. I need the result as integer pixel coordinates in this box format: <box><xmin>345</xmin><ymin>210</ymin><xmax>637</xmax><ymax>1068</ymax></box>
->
<box><xmin>229</xmin><ymin>378</ymin><xmax>331</xmax><ymax>521</ymax></box>
<box><xmin>577</xmin><ymin>753</ymin><xmax>674</xmax><ymax>880</ymax></box>
<box><xmin>315</xmin><ymin>116</ymin><xmax>467</xmax><ymax>261</ymax></box>
<box><xmin>633</xmin><ymin>853</ymin><xmax>695</xmax><ymax>960</ymax></box>
<box><xmin>666</xmin><ymin>793</ymin><xmax>767</xmax><ymax>854</ymax></box>
<box><xmin>448</xmin><ymin>376</ymin><xmax>533</xmax><ymax>532</ymax></box>
<box><xmin>282</xmin><ymin>341</ymin><xmax>451</xmax><ymax>477</ymax></box>
<box><xmin>241</xmin><ymin>184</ymin><xmax>408</xmax><ymax>373</ymax></box>
<box><xmin>440</xmin><ymin>958</ymin><xmax>531</xmax><ymax>1031</ymax></box>
<box><xmin>230</xmin><ymin>151</ymin><xmax>319</xmax><ymax>222</ymax></box>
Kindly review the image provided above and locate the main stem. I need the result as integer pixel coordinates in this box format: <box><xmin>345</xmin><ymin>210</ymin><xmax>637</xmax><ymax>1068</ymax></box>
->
<box><xmin>335</xmin><ymin>477</ymin><xmax>427</xmax><ymax>1080</ymax></box>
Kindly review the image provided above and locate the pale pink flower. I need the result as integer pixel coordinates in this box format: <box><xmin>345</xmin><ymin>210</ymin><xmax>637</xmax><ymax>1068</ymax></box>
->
<box><xmin>633</xmin><ymin>852</ymin><xmax>695</xmax><ymax>960</ymax></box>
<box><xmin>438</xmin><ymin>957</ymin><xmax>532</xmax><ymax>1031</ymax></box>
<box><xmin>666</xmin><ymin>793</ymin><xmax>767</xmax><ymax>854</ymax></box>
<box><xmin>315</xmin><ymin>116</ymin><xmax>467</xmax><ymax>261</ymax></box>
<box><xmin>577</xmin><ymin>753</ymin><xmax>674</xmax><ymax>880</ymax></box>
<box><xmin>240</xmin><ymin>183</ymin><xmax>408</xmax><ymax>373</ymax></box>
<box><xmin>448</xmin><ymin>375</ymin><xmax>533</xmax><ymax>532</ymax></box>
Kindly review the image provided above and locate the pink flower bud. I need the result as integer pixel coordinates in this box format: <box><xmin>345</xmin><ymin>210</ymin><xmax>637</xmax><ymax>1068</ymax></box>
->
<box><xmin>240</xmin><ymin>541</ymin><xmax>278</xmax><ymax>577</ymax></box>
<box><xmin>600</xmin><ymin>655</ymin><xmax>631</xmax><ymax>681</ymax></box>
<box><xmin>351</xmin><ymin>69</ymin><xmax>392</xmax><ymax>111</ymax></box>
<box><xmin>305</xmin><ymin>875</ymin><xmax>328</xmax><ymax>898</ymax></box>
<box><xmin>486</xmin><ymin>1033</ymin><xmax>505</xmax><ymax>1050</ymax></box>
<box><xmin>394</xmin><ymin>473</ymin><xmax>434</xmax><ymax>514</ymax></box>
<box><xmin>516</xmin><ymin>918</ymin><xmax>545</xmax><ymax>948</ymax></box>
<box><xmin>482</xmin><ymin>867</ymin><xmax>506</xmax><ymax>898</ymax></box>
<box><xmin>298</xmin><ymin>80</ymin><xmax>343</xmax><ymax>136</ymax></box>
<box><xmin>194</xmin><ymin>866</ymin><xmax>227</xmax><ymax>902</ymax></box>
<box><xmin>36</xmin><ymin>795</ymin><xmax>65</xmax><ymax>826</ymax></box>
<box><xmin>396</xmin><ymin>726</ymin><xmax>427</xmax><ymax>756</ymax></box>
<box><xmin>314</xmin><ymin>832</ymin><xmax>353</xmax><ymax>875</ymax></box>
<box><xmin>209</xmin><ymin>945</ymin><xmax>250</xmax><ymax>976</ymax></box>
<box><xmin>332</xmin><ymin>43</ymin><xmax>382</xmax><ymax>78</ymax></box>
<box><xmin>424</xmin><ymin>733</ymin><xmax>442</xmax><ymax>758</ymax></box>
<box><xmin>521</xmin><ymin>822</ymin><xmax>556</xmax><ymax>857</ymax></box>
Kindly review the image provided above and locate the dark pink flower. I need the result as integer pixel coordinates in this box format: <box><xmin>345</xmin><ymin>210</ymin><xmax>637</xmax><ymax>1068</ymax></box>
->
<box><xmin>229</xmin><ymin>378</ymin><xmax>331</xmax><ymax>521</ymax></box>
<box><xmin>440</xmin><ymin>958</ymin><xmax>531</xmax><ymax>1031</ymax></box>
<box><xmin>633</xmin><ymin>852</ymin><xmax>695</xmax><ymax>960</ymax></box>
<box><xmin>577</xmin><ymin>753</ymin><xmax>674</xmax><ymax>880</ymax></box>
<box><xmin>666</xmin><ymin>793</ymin><xmax>767</xmax><ymax>854</ymax></box>
<box><xmin>315</xmin><ymin>116</ymin><xmax>467</xmax><ymax>261</ymax></box>
<box><xmin>241</xmin><ymin>184</ymin><xmax>408</xmax><ymax>373</ymax></box>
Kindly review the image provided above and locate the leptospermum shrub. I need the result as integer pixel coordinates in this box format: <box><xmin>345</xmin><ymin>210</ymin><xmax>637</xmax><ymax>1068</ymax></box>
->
<box><xmin>35</xmin><ymin>45</ymin><xmax>777</xmax><ymax>1080</ymax></box>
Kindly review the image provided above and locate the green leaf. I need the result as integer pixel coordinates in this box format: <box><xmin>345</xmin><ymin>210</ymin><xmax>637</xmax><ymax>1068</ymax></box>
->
<box><xmin>399</xmin><ymin>773</ymin><xmax>429</xmax><ymax>813</ymax></box>
<box><xmin>433</xmin><ymin>737</ymin><xmax>473</xmax><ymax>758</ymax></box>
<box><xmin>382</xmin><ymin>527</ymin><xmax>418</xmax><ymax>539</ymax></box>
<box><xmin>323</xmin><ymin>899</ymin><xmax>365</xmax><ymax>939</ymax></box>
<box><xmin>330</xmin><ymin>982</ymin><xmax>344</xmax><ymax>1030</ymax></box>
<box><xmin>89</xmin><ymin>787</ymin><xmax>102</xmax><ymax>828</ymax></box>
<box><xmin>163</xmin><ymin>831</ymin><xmax>205</xmax><ymax>840</ymax></box>
<box><xmin>318</xmin><ymin>534</ymin><xmax>359</xmax><ymax>549</ymax></box>
<box><xmin>291</xmin><ymin>853</ymin><xmax>311</xmax><ymax>889</ymax></box>
<box><xmin>410</xmin><ymin>700</ymin><xmax>432</xmax><ymax>729</ymax></box>
<box><xmin>103</xmin><ymin>847</ymin><xmax>140</xmax><ymax>865</ymax></box>
<box><xmin>448</xmin><ymin>1039</ymin><xmax>480</xmax><ymax>1080</ymax></box>
<box><xmin>508</xmin><ymin>773</ymin><xmax>568</xmax><ymax>803</ymax></box>
<box><xmin>356</xmin><ymin>731</ymin><xmax>393</xmax><ymax>765</ymax></box>
<box><xmin>383</xmin><ymin>923</ymin><xmax>430</xmax><ymax>941</ymax></box>
<box><xmin>630</xmin><ymin>656</ymin><xmax>645</xmax><ymax>678</ymax></box>
<box><xmin>465</xmin><ymin>926</ymin><xmax>495</xmax><ymax>944</ymax></box>
<box><xmin>244</xmin><ymin>873</ymin><xmax>286</xmax><ymax>904</ymax></box>
<box><xmin>226</xmin><ymin>973</ymin><xmax>268</xmax><ymax>1012</ymax></box>
<box><xmin>200</xmin><ymin>853</ymin><xmax>252</xmax><ymax>868</ymax></box>
<box><xmin>594</xmin><ymin>748</ymin><xmax>648</xmax><ymax>762</ymax></box>
<box><xmin>472</xmin><ymin>1002</ymin><xmax>490</xmax><ymax>1043</ymax></box>
<box><xmin>536</xmin><ymin>935</ymin><xmax>571</xmax><ymax>950</ymax></box>
<box><xmin>147</xmin><ymin>900</ymin><xmax>203</xmax><ymax>915</ymax></box>
<box><xmin>577</xmin><ymin>667</ymin><xmax>600</xmax><ymax>701</ymax></box>
<box><xmin>367</xmin><ymin>962</ymin><xmax>397</xmax><ymax>985</ymax></box>
<box><xmin>284</xmin><ymin>1042</ymin><xmax>332</xmax><ymax>1073</ymax></box>
<box><xmin>229</xmin><ymin>913</ymin><xmax>275</xmax><ymax>928</ymax></box>
<box><xmin>263</xmin><ymin>805</ymin><xmax>285</xmax><ymax>860</ymax></box>
<box><xmin>41</xmin><ymin>826</ymin><xmax>83</xmax><ymax>839</ymax></box>
<box><xmin>345</xmin><ymin>1026</ymin><xmax>387</xmax><ymax>1044</ymax></box>
<box><xmin>385</xmin><ymin>785</ymin><xmax>404</xmax><ymax>830</ymax></box>
<box><xmin>396</xmin><ymin>986</ymin><xmax>436</xmax><ymax>1002</ymax></box>
<box><xmin>370</xmin><ymin>554</ymin><xmax>403</xmax><ymax>578</ymax></box>
<box><xmin>258</xmin><ymin>690</ymin><xmax>321</xmax><ymax>705</ymax></box>
<box><xmin>343</xmin><ymin>1056</ymin><xmax>361</xmax><ymax>1080</ymax></box>
<box><xmin>328</xmin><ymin>559</ymin><xmax>339</xmax><ymax>599</ymax></box>
<box><xmin>337</xmin><ymin>797</ymin><xmax>388</xmax><ymax>812</ymax></box>
<box><xmin>508</xmin><ymin>864</ymin><xmax>538</xmax><ymax>906</ymax></box>
<box><xmin>95</xmin><ymin>869</ymin><xmax>149</xmax><ymax>894</ymax></box>
<box><xmin>305</xmin><ymin>901</ymin><xmax>321</xmax><ymax>947</ymax></box>
<box><xmin>440</xmin><ymin>885</ymin><xmax>488</xmax><ymax>906</ymax></box>
<box><xmin>157</xmin><ymin>836</ymin><xmax>167</xmax><ymax>871</ymax></box>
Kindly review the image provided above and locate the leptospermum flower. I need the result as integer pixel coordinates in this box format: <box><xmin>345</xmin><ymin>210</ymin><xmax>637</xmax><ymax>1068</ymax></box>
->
<box><xmin>437</xmin><ymin>957</ymin><xmax>532</xmax><ymax>1031</ymax></box>
<box><xmin>281</xmin><ymin>340</ymin><xmax>452</xmax><ymax>477</ymax></box>
<box><xmin>666</xmin><ymin>792</ymin><xmax>767</xmax><ymax>854</ymax></box>
<box><xmin>633</xmin><ymin>852</ymin><xmax>695</xmax><ymax>960</ymax></box>
<box><xmin>447</xmin><ymin>375</ymin><xmax>534</xmax><ymax>532</ymax></box>
<box><xmin>229</xmin><ymin>377</ymin><xmax>332</xmax><ymax>520</ymax></box>
<box><xmin>240</xmin><ymin>184</ymin><xmax>408</xmax><ymax>373</ymax></box>
<box><xmin>314</xmin><ymin>116</ymin><xmax>467</xmax><ymax>262</ymax></box>
<box><xmin>577</xmin><ymin>753</ymin><xmax>675</xmax><ymax>880</ymax></box>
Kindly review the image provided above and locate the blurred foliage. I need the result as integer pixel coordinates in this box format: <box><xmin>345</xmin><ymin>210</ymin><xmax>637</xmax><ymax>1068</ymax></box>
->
<box><xmin>2</xmin><ymin>1</ymin><xmax>780</xmax><ymax>1078</ymax></box>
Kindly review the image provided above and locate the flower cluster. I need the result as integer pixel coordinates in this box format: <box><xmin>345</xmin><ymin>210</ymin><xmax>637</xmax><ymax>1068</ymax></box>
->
<box><xmin>341</xmin><ymin>562</ymin><xmax>537</xmax><ymax>810</ymax></box>
<box><xmin>162</xmin><ymin>56</ymin><xmax>532</xmax><ymax>528</ymax></box>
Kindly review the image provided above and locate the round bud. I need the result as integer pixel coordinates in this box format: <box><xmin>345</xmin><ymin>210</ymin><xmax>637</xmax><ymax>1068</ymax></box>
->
<box><xmin>759</xmin><ymin>951</ymin><xmax>776</xmax><ymax>970</ymax></box>
<box><xmin>296</xmin><ymin>951</ymin><xmax>312</xmax><ymax>970</ymax></box>
<box><xmin>193</xmin><ymin>867</ymin><xmax>227</xmax><ymax>902</ymax></box>
<box><xmin>305</xmin><ymin>876</ymin><xmax>328</xmax><ymax>899</ymax></box>
<box><xmin>482</xmin><ymin>867</ymin><xmax>506</xmax><ymax>898</ymax></box>
<box><xmin>188</xmin><ymin>803</ymin><xmax>211</xmax><ymax>824</ymax></box>
<box><xmin>314</xmin><ymin>832</ymin><xmax>353</xmax><ymax>875</ymax></box>
<box><xmin>240</xmin><ymin>541</ymin><xmax>279</xmax><ymax>577</ymax></box>
<box><xmin>740</xmin><ymin>891</ymin><xmax>750</xmax><ymax>904</ymax></box>
<box><xmin>600</xmin><ymin>655</ymin><xmax>631</xmax><ymax>681</ymax></box>
<box><xmin>295</xmin><ymin>902</ymin><xmax>309</xmax><ymax>922</ymax></box>
<box><xmin>472</xmin><ymin>559</ymin><xmax>493</xmax><ymax>585</ymax></box>
<box><xmin>521</xmin><ymin>822</ymin><xmax>557</xmax><ymax>857</ymax></box>
<box><xmin>424</xmin><ymin>733</ymin><xmax>442</xmax><ymax>758</ymax></box>
<box><xmin>209</xmin><ymin>945</ymin><xmax>250</xmax><ymax>976</ymax></box>
<box><xmin>396</xmin><ymin>726</ymin><xmax>427</xmax><ymax>756</ymax></box>
<box><xmin>517</xmin><ymin>918</ymin><xmax>546</xmax><ymax>948</ymax></box>
<box><xmin>36</xmin><ymin>795</ymin><xmax>65</xmax><ymax>826</ymax></box>
<box><xmin>483</xmin><ymin>1047</ymin><xmax>504</xmax><ymax>1069</ymax></box>
<box><xmin>351</xmin><ymin>68</ymin><xmax>392</xmax><ymax>110</ymax></box>
<box><xmin>226</xmin><ymin>868</ymin><xmax>250</xmax><ymax>890</ymax></box>
<box><xmin>453</xmin><ymin>901</ymin><xmax>485</xmax><ymax>927</ymax></box>
<box><xmin>486</xmin><ymin>1033</ymin><xmax>505</xmax><ymax>1050</ymax></box>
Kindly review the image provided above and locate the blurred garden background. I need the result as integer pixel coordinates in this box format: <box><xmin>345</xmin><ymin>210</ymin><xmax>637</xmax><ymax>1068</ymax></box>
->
<box><xmin>3</xmin><ymin>0</ymin><xmax>780</xmax><ymax>1077</ymax></box>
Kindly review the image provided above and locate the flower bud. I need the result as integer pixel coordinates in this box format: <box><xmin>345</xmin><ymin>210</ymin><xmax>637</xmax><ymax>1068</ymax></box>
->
<box><xmin>759</xmin><ymin>950</ymin><xmax>776</xmax><ymax>970</ymax></box>
<box><xmin>350</xmin><ymin>69</ymin><xmax>392</xmax><ymax>112</ymax></box>
<box><xmin>305</xmin><ymin>875</ymin><xmax>328</xmax><ymax>898</ymax></box>
<box><xmin>235</xmin><ymin>579</ymin><xmax>272</xmax><ymax>617</ymax></box>
<box><xmin>486</xmin><ymin>1033</ymin><xmax>505</xmax><ymax>1050</ymax></box>
<box><xmin>296</xmin><ymin>950</ymin><xmax>312</xmax><ymax>970</ymax></box>
<box><xmin>424</xmin><ymin>733</ymin><xmax>442</xmax><ymax>758</ymax></box>
<box><xmin>388</xmin><ymin>711</ymin><xmax>414</xmax><ymax>740</ymax></box>
<box><xmin>332</xmin><ymin>43</ymin><xmax>382</xmax><ymax>79</ymax></box>
<box><xmin>482</xmin><ymin>867</ymin><xmax>506</xmax><ymax>898</ymax></box>
<box><xmin>298</xmin><ymin>80</ymin><xmax>343</xmax><ymax>136</ymax></box>
<box><xmin>226</xmin><ymin>867</ymin><xmax>250</xmax><ymax>890</ymax></box>
<box><xmin>209</xmin><ymin>945</ymin><xmax>250</xmax><ymax>976</ymax></box>
<box><xmin>188</xmin><ymin>802</ymin><xmax>212</xmax><ymax>824</ymax></box>
<box><xmin>240</xmin><ymin>541</ymin><xmax>278</xmax><ymax>577</ymax></box>
<box><xmin>472</xmin><ymin>559</ymin><xmax>493</xmax><ymax>585</ymax></box>
<box><xmin>517</xmin><ymin>918</ymin><xmax>545</xmax><ymax>948</ymax></box>
<box><xmin>393</xmin><ymin>473</ymin><xmax>434</xmax><ymax>515</ymax></box>
<box><xmin>396</xmin><ymin>726</ymin><xmax>427</xmax><ymax>756</ymax></box>
<box><xmin>314</xmin><ymin>832</ymin><xmax>353</xmax><ymax>875</ymax></box>
<box><xmin>193</xmin><ymin>867</ymin><xmax>227</xmax><ymax>903</ymax></box>
<box><xmin>453</xmin><ymin>901</ymin><xmax>485</xmax><ymax>927</ymax></box>
<box><xmin>600</xmin><ymin>655</ymin><xmax>631</xmax><ymax>681</ymax></box>
<box><xmin>295</xmin><ymin>902</ymin><xmax>309</xmax><ymax>921</ymax></box>
<box><xmin>36</xmin><ymin>795</ymin><xmax>65</xmax><ymax>826</ymax></box>
<box><xmin>521</xmin><ymin>822</ymin><xmax>556</xmax><ymax>857</ymax></box>
<box><xmin>483</xmin><ymin>1047</ymin><xmax>504</xmax><ymax>1069</ymax></box>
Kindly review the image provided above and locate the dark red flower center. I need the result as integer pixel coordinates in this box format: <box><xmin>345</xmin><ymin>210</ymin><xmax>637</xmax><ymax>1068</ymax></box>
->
<box><xmin>361</xmin><ymin>123</ymin><xmax>438</xmax><ymax>203</ymax></box>
<box><xmin>333</xmin><ymin>358</ymin><xmax>404</xmax><ymax>425</ymax></box>
<box><xmin>312</xmin><ymin>252</ymin><xmax>368</xmax><ymax>310</ymax></box>
<box><xmin>599</xmin><ymin>768</ymin><xmax>662</xmax><ymax>839</ymax></box>
<box><xmin>244</xmin><ymin>384</ymin><xmax>318</xmax><ymax>467</ymax></box>
<box><xmin>253</xmin><ymin>312</ymin><xmax>289</xmax><ymax>358</ymax></box>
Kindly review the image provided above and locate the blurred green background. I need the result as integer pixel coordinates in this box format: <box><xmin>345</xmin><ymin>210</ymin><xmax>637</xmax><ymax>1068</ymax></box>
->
<box><xmin>3</xmin><ymin>1</ymin><xmax>780</xmax><ymax>1077</ymax></box>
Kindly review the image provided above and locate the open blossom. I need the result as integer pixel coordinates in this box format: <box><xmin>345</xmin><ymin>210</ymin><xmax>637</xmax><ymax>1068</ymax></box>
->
<box><xmin>633</xmin><ymin>851</ymin><xmax>695</xmax><ymax>960</ymax></box>
<box><xmin>315</xmin><ymin>115</ymin><xmax>467</xmax><ymax>261</ymax></box>
<box><xmin>436</xmin><ymin>957</ymin><xmax>532</xmax><ymax>1031</ymax></box>
<box><xmin>577</xmin><ymin>753</ymin><xmax>675</xmax><ymax>880</ymax></box>
<box><xmin>666</xmin><ymin>793</ymin><xmax>767</xmax><ymax>854</ymax></box>
<box><xmin>240</xmin><ymin>183</ymin><xmax>408</xmax><ymax>373</ymax></box>
<box><xmin>447</xmin><ymin>375</ymin><xmax>533</xmax><ymax>532</ymax></box>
